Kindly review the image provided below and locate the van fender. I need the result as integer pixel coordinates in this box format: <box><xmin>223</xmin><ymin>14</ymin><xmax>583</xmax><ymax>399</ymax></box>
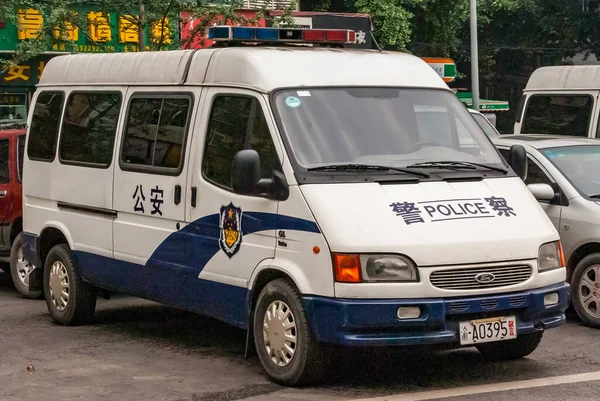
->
<box><xmin>40</xmin><ymin>221</ymin><xmax>75</xmax><ymax>250</ymax></box>
<box><xmin>244</xmin><ymin>256</ymin><xmax>327</xmax><ymax>359</ymax></box>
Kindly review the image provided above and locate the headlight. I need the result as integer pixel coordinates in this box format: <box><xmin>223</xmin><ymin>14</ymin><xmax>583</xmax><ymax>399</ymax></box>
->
<box><xmin>360</xmin><ymin>254</ymin><xmax>418</xmax><ymax>282</ymax></box>
<box><xmin>538</xmin><ymin>241</ymin><xmax>564</xmax><ymax>272</ymax></box>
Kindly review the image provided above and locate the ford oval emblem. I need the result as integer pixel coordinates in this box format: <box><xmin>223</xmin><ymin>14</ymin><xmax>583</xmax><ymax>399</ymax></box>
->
<box><xmin>475</xmin><ymin>272</ymin><xmax>496</xmax><ymax>283</ymax></box>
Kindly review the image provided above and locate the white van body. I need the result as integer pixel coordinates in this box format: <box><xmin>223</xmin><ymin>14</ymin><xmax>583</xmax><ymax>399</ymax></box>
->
<box><xmin>22</xmin><ymin>35</ymin><xmax>569</xmax><ymax>385</ymax></box>
<box><xmin>514</xmin><ymin>65</ymin><xmax>600</xmax><ymax>138</ymax></box>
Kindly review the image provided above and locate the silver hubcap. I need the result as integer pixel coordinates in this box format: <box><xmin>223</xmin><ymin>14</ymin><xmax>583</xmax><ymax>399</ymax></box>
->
<box><xmin>579</xmin><ymin>264</ymin><xmax>600</xmax><ymax>318</ymax></box>
<box><xmin>49</xmin><ymin>261</ymin><xmax>70</xmax><ymax>311</ymax></box>
<box><xmin>16</xmin><ymin>248</ymin><xmax>34</xmax><ymax>287</ymax></box>
<box><xmin>263</xmin><ymin>300</ymin><xmax>297</xmax><ymax>367</ymax></box>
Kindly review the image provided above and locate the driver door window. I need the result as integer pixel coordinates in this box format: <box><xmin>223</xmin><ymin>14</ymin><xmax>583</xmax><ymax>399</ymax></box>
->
<box><xmin>498</xmin><ymin>148</ymin><xmax>553</xmax><ymax>186</ymax></box>
<box><xmin>525</xmin><ymin>159</ymin><xmax>553</xmax><ymax>186</ymax></box>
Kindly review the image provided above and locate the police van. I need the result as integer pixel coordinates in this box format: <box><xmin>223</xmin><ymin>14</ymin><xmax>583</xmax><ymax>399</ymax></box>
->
<box><xmin>22</xmin><ymin>26</ymin><xmax>569</xmax><ymax>385</ymax></box>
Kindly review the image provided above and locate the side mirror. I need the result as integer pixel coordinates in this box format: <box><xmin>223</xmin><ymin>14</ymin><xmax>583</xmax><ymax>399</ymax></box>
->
<box><xmin>231</xmin><ymin>149</ymin><xmax>289</xmax><ymax>201</ymax></box>
<box><xmin>527</xmin><ymin>183</ymin><xmax>556</xmax><ymax>202</ymax></box>
<box><xmin>508</xmin><ymin>144</ymin><xmax>527</xmax><ymax>181</ymax></box>
<box><xmin>232</xmin><ymin>149</ymin><xmax>261</xmax><ymax>194</ymax></box>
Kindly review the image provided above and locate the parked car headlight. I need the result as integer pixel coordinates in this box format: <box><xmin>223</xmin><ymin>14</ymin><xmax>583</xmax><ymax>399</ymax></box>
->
<box><xmin>538</xmin><ymin>241</ymin><xmax>564</xmax><ymax>272</ymax></box>
<box><xmin>360</xmin><ymin>254</ymin><xmax>418</xmax><ymax>282</ymax></box>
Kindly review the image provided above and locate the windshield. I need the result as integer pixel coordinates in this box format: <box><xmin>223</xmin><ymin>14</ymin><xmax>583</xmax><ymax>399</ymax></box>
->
<box><xmin>471</xmin><ymin>113</ymin><xmax>499</xmax><ymax>138</ymax></box>
<box><xmin>272</xmin><ymin>88</ymin><xmax>504</xmax><ymax>170</ymax></box>
<box><xmin>541</xmin><ymin>145</ymin><xmax>600</xmax><ymax>197</ymax></box>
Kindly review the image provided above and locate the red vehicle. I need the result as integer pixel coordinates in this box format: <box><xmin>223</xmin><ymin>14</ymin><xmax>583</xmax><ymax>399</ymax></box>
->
<box><xmin>0</xmin><ymin>128</ymin><xmax>40</xmax><ymax>298</ymax></box>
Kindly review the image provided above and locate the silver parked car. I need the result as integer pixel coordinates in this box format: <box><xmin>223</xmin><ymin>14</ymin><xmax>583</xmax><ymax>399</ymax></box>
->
<box><xmin>493</xmin><ymin>134</ymin><xmax>600</xmax><ymax>328</ymax></box>
<box><xmin>468</xmin><ymin>108</ymin><xmax>500</xmax><ymax>139</ymax></box>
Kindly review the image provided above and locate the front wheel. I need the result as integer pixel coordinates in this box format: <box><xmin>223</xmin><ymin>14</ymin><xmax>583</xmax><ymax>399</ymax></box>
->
<box><xmin>476</xmin><ymin>331</ymin><xmax>543</xmax><ymax>361</ymax></box>
<box><xmin>571</xmin><ymin>253</ymin><xmax>600</xmax><ymax>328</ymax></box>
<box><xmin>253</xmin><ymin>279</ymin><xmax>325</xmax><ymax>386</ymax></box>
<box><xmin>43</xmin><ymin>244</ymin><xmax>97</xmax><ymax>325</ymax></box>
<box><xmin>10</xmin><ymin>233</ymin><xmax>42</xmax><ymax>299</ymax></box>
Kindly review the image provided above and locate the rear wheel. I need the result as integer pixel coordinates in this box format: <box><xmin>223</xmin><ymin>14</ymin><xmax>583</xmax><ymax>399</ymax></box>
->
<box><xmin>253</xmin><ymin>279</ymin><xmax>325</xmax><ymax>386</ymax></box>
<box><xmin>43</xmin><ymin>244</ymin><xmax>96</xmax><ymax>325</ymax></box>
<box><xmin>9</xmin><ymin>234</ymin><xmax>42</xmax><ymax>299</ymax></box>
<box><xmin>476</xmin><ymin>331</ymin><xmax>543</xmax><ymax>361</ymax></box>
<box><xmin>571</xmin><ymin>254</ymin><xmax>600</xmax><ymax>328</ymax></box>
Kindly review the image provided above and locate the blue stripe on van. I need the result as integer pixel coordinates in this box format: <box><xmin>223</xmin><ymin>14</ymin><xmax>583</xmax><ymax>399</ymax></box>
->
<box><xmin>74</xmin><ymin>251</ymin><xmax>250</xmax><ymax>328</ymax></box>
<box><xmin>148</xmin><ymin>212</ymin><xmax>320</xmax><ymax>278</ymax></box>
<box><xmin>73</xmin><ymin>212</ymin><xmax>319</xmax><ymax>327</ymax></box>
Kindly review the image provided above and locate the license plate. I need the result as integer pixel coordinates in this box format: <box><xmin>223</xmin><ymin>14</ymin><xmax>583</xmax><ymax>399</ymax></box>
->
<box><xmin>458</xmin><ymin>316</ymin><xmax>517</xmax><ymax>345</ymax></box>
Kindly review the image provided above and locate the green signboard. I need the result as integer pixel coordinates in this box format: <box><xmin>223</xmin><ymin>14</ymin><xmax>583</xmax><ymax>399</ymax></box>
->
<box><xmin>0</xmin><ymin>54</ymin><xmax>55</xmax><ymax>87</ymax></box>
<box><xmin>0</xmin><ymin>4</ymin><xmax>178</xmax><ymax>54</ymax></box>
<box><xmin>456</xmin><ymin>92</ymin><xmax>510</xmax><ymax>112</ymax></box>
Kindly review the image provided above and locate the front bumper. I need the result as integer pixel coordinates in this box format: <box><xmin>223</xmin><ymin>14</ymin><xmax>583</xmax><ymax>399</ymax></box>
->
<box><xmin>304</xmin><ymin>282</ymin><xmax>569</xmax><ymax>347</ymax></box>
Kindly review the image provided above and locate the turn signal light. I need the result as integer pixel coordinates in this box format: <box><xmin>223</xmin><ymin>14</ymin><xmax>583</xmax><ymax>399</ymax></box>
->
<box><xmin>558</xmin><ymin>241</ymin><xmax>565</xmax><ymax>267</ymax></box>
<box><xmin>332</xmin><ymin>253</ymin><xmax>361</xmax><ymax>283</ymax></box>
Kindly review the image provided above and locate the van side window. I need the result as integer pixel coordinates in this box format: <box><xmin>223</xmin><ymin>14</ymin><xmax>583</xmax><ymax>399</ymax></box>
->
<box><xmin>27</xmin><ymin>92</ymin><xmax>64</xmax><ymax>161</ymax></box>
<box><xmin>522</xmin><ymin>95</ymin><xmax>592</xmax><ymax>137</ymax></box>
<box><xmin>59</xmin><ymin>92</ymin><xmax>122</xmax><ymax>167</ymax></box>
<box><xmin>0</xmin><ymin>139</ymin><xmax>9</xmax><ymax>183</ymax></box>
<box><xmin>203</xmin><ymin>95</ymin><xmax>280</xmax><ymax>190</ymax></box>
<box><xmin>17</xmin><ymin>135</ymin><xmax>25</xmax><ymax>181</ymax></box>
<box><xmin>121</xmin><ymin>96</ymin><xmax>191</xmax><ymax>173</ymax></box>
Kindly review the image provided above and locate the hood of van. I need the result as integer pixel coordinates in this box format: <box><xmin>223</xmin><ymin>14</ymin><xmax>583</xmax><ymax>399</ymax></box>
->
<box><xmin>300</xmin><ymin>177</ymin><xmax>558</xmax><ymax>266</ymax></box>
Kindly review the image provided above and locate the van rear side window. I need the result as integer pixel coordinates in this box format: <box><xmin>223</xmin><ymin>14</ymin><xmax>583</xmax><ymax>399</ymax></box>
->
<box><xmin>522</xmin><ymin>94</ymin><xmax>592</xmax><ymax>137</ymax></box>
<box><xmin>59</xmin><ymin>92</ymin><xmax>122</xmax><ymax>167</ymax></box>
<box><xmin>120</xmin><ymin>95</ymin><xmax>191</xmax><ymax>174</ymax></box>
<box><xmin>27</xmin><ymin>92</ymin><xmax>65</xmax><ymax>161</ymax></box>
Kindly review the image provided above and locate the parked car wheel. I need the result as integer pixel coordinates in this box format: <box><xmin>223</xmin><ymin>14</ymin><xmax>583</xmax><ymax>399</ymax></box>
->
<box><xmin>43</xmin><ymin>244</ymin><xmax>96</xmax><ymax>325</ymax></box>
<box><xmin>476</xmin><ymin>331</ymin><xmax>543</xmax><ymax>360</ymax></box>
<box><xmin>571</xmin><ymin>253</ymin><xmax>600</xmax><ymax>328</ymax></box>
<box><xmin>253</xmin><ymin>278</ymin><xmax>325</xmax><ymax>386</ymax></box>
<box><xmin>9</xmin><ymin>233</ymin><xmax>42</xmax><ymax>299</ymax></box>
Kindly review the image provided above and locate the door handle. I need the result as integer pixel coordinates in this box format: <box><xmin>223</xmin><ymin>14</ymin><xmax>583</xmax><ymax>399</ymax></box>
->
<box><xmin>174</xmin><ymin>185</ymin><xmax>181</xmax><ymax>205</ymax></box>
<box><xmin>0</xmin><ymin>190</ymin><xmax>7</xmax><ymax>198</ymax></box>
<box><xmin>191</xmin><ymin>187</ymin><xmax>197</xmax><ymax>208</ymax></box>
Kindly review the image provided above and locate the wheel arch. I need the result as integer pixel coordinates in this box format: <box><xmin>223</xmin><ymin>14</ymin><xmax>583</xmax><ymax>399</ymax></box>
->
<box><xmin>566</xmin><ymin>242</ymin><xmax>600</xmax><ymax>283</ymax></box>
<box><xmin>38</xmin><ymin>222</ymin><xmax>74</xmax><ymax>269</ymax></box>
<box><xmin>244</xmin><ymin>260</ymin><xmax>311</xmax><ymax>359</ymax></box>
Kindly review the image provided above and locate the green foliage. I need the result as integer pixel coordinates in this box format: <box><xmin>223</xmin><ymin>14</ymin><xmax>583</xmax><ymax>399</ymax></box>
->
<box><xmin>354</xmin><ymin>0</ymin><xmax>412</xmax><ymax>51</ymax></box>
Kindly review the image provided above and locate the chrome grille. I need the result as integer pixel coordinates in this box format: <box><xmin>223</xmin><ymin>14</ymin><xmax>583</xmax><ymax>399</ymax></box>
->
<box><xmin>430</xmin><ymin>265</ymin><xmax>532</xmax><ymax>290</ymax></box>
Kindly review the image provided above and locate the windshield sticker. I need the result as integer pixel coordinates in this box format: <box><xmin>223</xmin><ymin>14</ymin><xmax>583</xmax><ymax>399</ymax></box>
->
<box><xmin>389</xmin><ymin>196</ymin><xmax>516</xmax><ymax>225</ymax></box>
<box><xmin>285</xmin><ymin>96</ymin><xmax>302</xmax><ymax>108</ymax></box>
<box><xmin>297</xmin><ymin>90</ymin><xmax>311</xmax><ymax>97</ymax></box>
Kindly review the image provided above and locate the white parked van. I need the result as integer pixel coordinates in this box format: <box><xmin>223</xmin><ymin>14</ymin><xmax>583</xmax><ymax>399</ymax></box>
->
<box><xmin>22</xmin><ymin>26</ymin><xmax>569</xmax><ymax>386</ymax></box>
<box><xmin>514</xmin><ymin>65</ymin><xmax>600</xmax><ymax>138</ymax></box>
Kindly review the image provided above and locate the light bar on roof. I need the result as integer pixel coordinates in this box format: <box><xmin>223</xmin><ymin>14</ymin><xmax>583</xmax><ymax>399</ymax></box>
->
<box><xmin>207</xmin><ymin>25</ymin><xmax>357</xmax><ymax>45</ymax></box>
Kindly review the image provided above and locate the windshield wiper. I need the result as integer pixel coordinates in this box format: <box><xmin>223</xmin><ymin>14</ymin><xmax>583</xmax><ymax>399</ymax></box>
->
<box><xmin>407</xmin><ymin>161</ymin><xmax>508</xmax><ymax>174</ymax></box>
<box><xmin>307</xmin><ymin>163</ymin><xmax>430</xmax><ymax>178</ymax></box>
<box><xmin>589</xmin><ymin>194</ymin><xmax>600</xmax><ymax>199</ymax></box>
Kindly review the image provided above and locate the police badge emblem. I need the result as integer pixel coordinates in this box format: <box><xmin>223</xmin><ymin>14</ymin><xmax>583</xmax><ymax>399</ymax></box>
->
<box><xmin>219</xmin><ymin>203</ymin><xmax>243</xmax><ymax>258</ymax></box>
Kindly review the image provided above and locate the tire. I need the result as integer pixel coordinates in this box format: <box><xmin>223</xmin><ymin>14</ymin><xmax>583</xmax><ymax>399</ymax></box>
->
<box><xmin>571</xmin><ymin>253</ymin><xmax>600</xmax><ymax>328</ymax></box>
<box><xmin>253</xmin><ymin>278</ymin><xmax>325</xmax><ymax>386</ymax></box>
<box><xmin>9</xmin><ymin>233</ymin><xmax>43</xmax><ymax>299</ymax></box>
<box><xmin>43</xmin><ymin>244</ymin><xmax>96</xmax><ymax>325</ymax></box>
<box><xmin>476</xmin><ymin>331</ymin><xmax>543</xmax><ymax>361</ymax></box>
